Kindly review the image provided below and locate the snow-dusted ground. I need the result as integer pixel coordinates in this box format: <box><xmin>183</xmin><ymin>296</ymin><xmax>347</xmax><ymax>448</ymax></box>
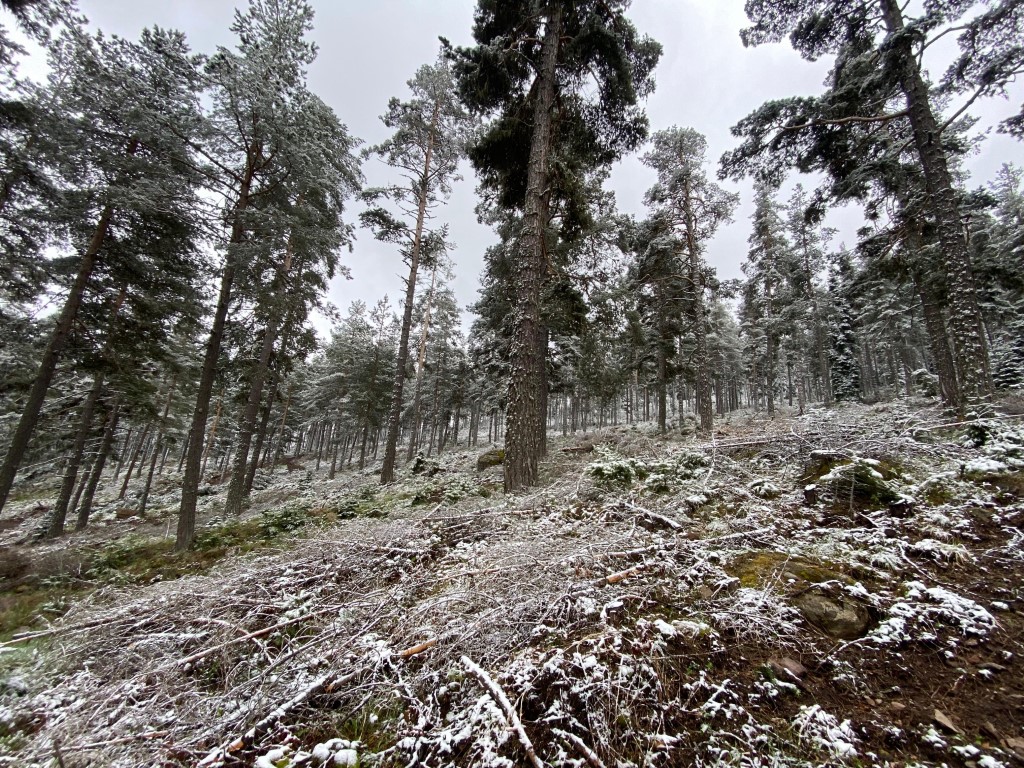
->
<box><xmin>1</xmin><ymin>400</ymin><xmax>1023</xmax><ymax>767</ymax></box>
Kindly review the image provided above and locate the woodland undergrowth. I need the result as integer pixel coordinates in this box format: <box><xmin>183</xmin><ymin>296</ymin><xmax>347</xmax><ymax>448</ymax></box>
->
<box><xmin>1</xmin><ymin>399</ymin><xmax>1023</xmax><ymax>768</ymax></box>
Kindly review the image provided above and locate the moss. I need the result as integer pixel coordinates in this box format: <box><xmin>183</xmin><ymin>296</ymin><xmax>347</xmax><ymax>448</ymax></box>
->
<box><xmin>476</xmin><ymin>449</ymin><xmax>505</xmax><ymax>471</ymax></box>
<box><xmin>727</xmin><ymin>551</ymin><xmax>852</xmax><ymax>590</ymax></box>
<box><xmin>0</xmin><ymin>588</ymin><xmax>75</xmax><ymax>641</ymax></box>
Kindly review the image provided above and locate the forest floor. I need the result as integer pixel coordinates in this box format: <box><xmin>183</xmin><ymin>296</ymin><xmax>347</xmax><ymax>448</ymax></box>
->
<box><xmin>1</xmin><ymin>397</ymin><xmax>1024</xmax><ymax>768</ymax></box>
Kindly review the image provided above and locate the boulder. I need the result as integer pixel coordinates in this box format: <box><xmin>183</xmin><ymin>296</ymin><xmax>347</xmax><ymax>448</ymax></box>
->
<box><xmin>476</xmin><ymin>449</ymin><xmax>505</xmax><ymax>472</ymax></box>
<box><xmin>728</xmin><ymin>551</ymin><xmax>872</xmax><ymax>639</ymax></box>
<box><xmin>793</xmin><ymin>590</ymin><xmax>871</xmax><ymax>640</ymax></box>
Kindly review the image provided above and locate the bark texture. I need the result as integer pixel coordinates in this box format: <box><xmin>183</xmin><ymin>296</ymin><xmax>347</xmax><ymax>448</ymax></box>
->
<box><xmin>504</xmin><ymin>6</ymin><xmax>560</xmax><ymax>492</ymax></box>
<box><xmin>879</xmin><ymin>0</ymin><xmax>991</xmax><ymax>413</ymax></box>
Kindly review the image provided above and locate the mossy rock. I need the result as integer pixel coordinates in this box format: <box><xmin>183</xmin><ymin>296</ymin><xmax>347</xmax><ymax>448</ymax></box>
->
<box><xmin>801</xmin><ymin>452</ymin><xmax>901</xmax><ymax>508</ymax></box>
<box><xmin>727</xmin><ymin>551</ymin><xmax>852</xmax><ymax>590</ymax></box>
<box><xmin>476</xmin><ymin>449</ymin><xmax>505</xmax><ymax>471</ymax></box>
<box><xmin>727</xmin><ymin>551</ymin><xmax>870</xmax><ymax>639</ymax></box>
<box><xmin>792</xmin><ymin>590</ymin><xmax>871</xmax><ymax>639</ymax></box>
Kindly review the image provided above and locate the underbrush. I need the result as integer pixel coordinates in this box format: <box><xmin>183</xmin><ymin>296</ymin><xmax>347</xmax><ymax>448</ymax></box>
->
<box><xmin>2</xmin><ymin>404</ymin><xmax>1024</xmax><ymax>768</ymax></box>
<box><xmin>0</xmin><ymin>500</ymin><xmax>347</xmax><ymax>640</ymax></box>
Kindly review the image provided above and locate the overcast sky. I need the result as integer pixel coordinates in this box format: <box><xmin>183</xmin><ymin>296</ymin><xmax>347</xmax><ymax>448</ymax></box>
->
<box><xmin>28</xmin><ymin>1</ymin><xmax>1024</xmax><ymax>334</ymax></box>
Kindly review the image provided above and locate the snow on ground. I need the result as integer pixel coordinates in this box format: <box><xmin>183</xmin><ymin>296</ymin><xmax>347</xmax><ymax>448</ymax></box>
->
<box><xmin>1</xmin><ymin>400</ymin><xmax>1023</xmax><ymax>767</ymax></box>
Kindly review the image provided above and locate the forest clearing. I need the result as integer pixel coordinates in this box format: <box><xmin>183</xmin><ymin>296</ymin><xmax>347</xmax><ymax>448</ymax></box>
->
<box><xmin>1</xmin><ymin>0</ymin><xmax>1023</xmax><ymax>765</ymax></box>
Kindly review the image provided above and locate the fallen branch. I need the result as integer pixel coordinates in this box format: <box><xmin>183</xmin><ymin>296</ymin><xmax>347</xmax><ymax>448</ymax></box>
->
<box><xmin>552</xmin><ymin>728</ymin><xmax>606</xmax><ymax>768</ymax></box>
<box><xmin>461</xmin><ymin>654</ymin><xmax>544</xmax><ymax>768</ymax></box>
<box><xmin>64</xmin><ymin>731</ymin><xmax>169</xmax><ymax>752</ymax></box>
<box><xmin>597</xmin><ymin>566</ymin><xmax>643</xmax><ymax>586</ymax></box>
<box><xmin>623</xmin><ymin>501</ymin><xmax>683</xmax><ymax>531</ymax></box>
<box><xmin>222</xmin><ymin>671</ymin><xmax>358</xmax><ymax>755</ymax></box>
<box><xmin>176</xmin><ymin>608</ymin><xmax>335</xmax><ymax>669</ymax></box>
<box><xmin>397</xmin><ymin>638</ymin><xmax>437</xmax><ymax>658</ymax></box>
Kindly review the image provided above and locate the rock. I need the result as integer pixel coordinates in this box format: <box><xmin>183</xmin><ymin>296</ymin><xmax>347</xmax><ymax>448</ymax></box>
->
<box><xmin>1004</xmin><ymin>737</ymin><xmax>1024</xmax><ymax>758</ymax></box>
<box><xmin>981</xmin><ymin>721</ymin><xmax>1001</xmax><ymax>741</ymax></box>
<box><xmin>769</xmin><ymin>657</ymin><xmax>807</xmax><ymax>680</ymax></box>
<box><xmin>476</xmin><ymin>449</ymin><xmax>505</xmax><ymax>472</ymax></box>
<box><xmin>890</xmin><ymin>702</ymin><xmax>906</xmax><ymax>712</ymax></box>
<box><xmin>793</xmin><ymin>590</ymin><xmax>871</xmax><ymax>639</ymax></box>
<box><xmin>933</xmin><ymin>709</ymin><xmax>962</xmax><ymax>735</ymax></box>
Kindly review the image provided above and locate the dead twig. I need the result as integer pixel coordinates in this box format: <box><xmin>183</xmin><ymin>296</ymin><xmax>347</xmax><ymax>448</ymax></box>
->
<box><xmin>175</xmin><ymin>608</ymin><xmax>335</xmax><ymax>669</ymax></box>
<box><xmin>64</xmin><ymin>731</ymin><xmax>170</xmax><ymax>752</ymax></box>
<box><xmin>552</xmin><ymin>728</ymin><xmax>607</xmax><ymax>768</ymax></box>
<box><xmin>461</xmin><ymin>654</ymin><xmax>544</xmax><ymax>768</ymax></box>
<box><xmin>397</xmin><ymin>638</ymin><xmax>437</xmax><ymax>658</ymax></box>
<box><xmin>221</xmin><ymin>671</ymin><xmax>358</xmax><ymax>756</ymax></box>
<box><xmin>623</xmin><ymin>501</ymin><xmax>683</xmax><ymax>531</ymax></box>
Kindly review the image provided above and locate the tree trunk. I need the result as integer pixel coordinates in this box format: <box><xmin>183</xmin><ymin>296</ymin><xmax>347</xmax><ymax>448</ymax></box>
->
<box><xmin>137</xmin><ymin>381</ymin><xmax>175</xmax><ymax>519</ymax></box>
<box><xmin>76</xmin><ymin>400</ymin><xmax>119</xmax><ymax>530</ymax></box>
<box><xmin>0</xmin><ymin>210</ymin><xmax>114</xmax><ymax>515</ymax></box>
<box><xmin>504</xmin><ymin>6</ymin><xmax>560</xmax><ymax>492</ymax></box>
<box><xmin>271</xmin><ymin>384</ymin><xmax>293</xmax><ymax>468</ymax></box>
<box><xmin>381</xmin><ymin>101</ymin><xmax>441</xmax><ymax>484</ymax></box>
<box><xmin>119</xmin><ymin>424</ymin><xmax>150</xmax><ymax>500</ymax></box>
<box><xmin>683</xmin><ymin>177</ymin><xmax>713</xmax><ymax>433</ymax></box>
<box><xmin>44</xmin><ymin>371</ymin><xmax>106</xmax><ymax>538</ymax></box>
<box><xmin>245</xmin><ymin>369</ymin><xmax>281</xmax><ymax>494</ymax></box>
<box><xmin>177</xmin><ymin>144</ymin><xmax>257</xmax><ymax>551</ymax></box>
<box><xmin>0</xmin><ymin>138</ymin><xmax>140</xmax><ymax>516</ymax></box>
<box><xmin>406</xmin><ymin>262</ymin><xmax>438</xmax><ymax>462</ymax></box>
<box><xmin>879</xmin><ymin>0</ymin><xmax>991</xmax><ymax>413</ymax></box>
<box><xmin>224</xmin><ymin>251</ymin><xmax>293</xmax><ymax>517</ymax></box>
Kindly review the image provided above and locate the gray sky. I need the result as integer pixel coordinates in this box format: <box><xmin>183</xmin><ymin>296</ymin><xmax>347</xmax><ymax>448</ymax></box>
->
<box><xmin>28</xmin><ymin>1</ymin><xmax>1024</xmax><ymax>333</ymax></box>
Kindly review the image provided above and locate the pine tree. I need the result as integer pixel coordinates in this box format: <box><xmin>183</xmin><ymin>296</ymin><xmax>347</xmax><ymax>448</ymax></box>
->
<box><xmin>734</xmin><ymin>0</ymin><xmax>1006</xmax><ymax>414</ymax></box>
<box><xmin>449</xmin><ymin>0</ymin><xmax>660</xmax><ymax>491</ymax></box>
<box><xmin>828</xmin><ymin>251</ymin><xmax>862</xmax><ymax>401</ymax></box>
<box><xmin>361</xmin><ymin>55</ymin><xmax>474</xmax><ymax>484</ymax></box>
<box><xmin>641</xmin><ymin>127</ymin><xmax>737</xmax><ymax>432</ymax></box>
<box><xmin>0</xmin><ymin>25</ymin><xmax>204</xmax><ymax>515</ymax></box>
<box><xmin>742</xmin><ymin>183</ymin><xmax>791</xmax><ymax>415</ymax></box>
<box><xmin>175</xmin><ymin>0</ymin><xmax>360</xmax><ymax>549</ymax></box>
<box><xmin>783</xmin><ymin>185</ymin><xmax>834</xmax><ymax>406</ymax></box>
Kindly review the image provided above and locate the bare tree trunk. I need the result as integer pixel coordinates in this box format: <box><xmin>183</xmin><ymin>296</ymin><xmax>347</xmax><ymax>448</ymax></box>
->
<box><xmin>178</xmin><ymin>143</ymin><xmax>258</xmax><ymax>551</ymax></box>
<box><xmin>76</xmin><ymin>400</ymin><xmax>119</xmax><ymax>531</ymax></box>
<box><xmin>224</xmin><ymin>302</ymin><xmax>291</xmax><ymax>515</ymax></box>
<box><xmin>245</xmin><ymin>371</ymin><xmax>281</xmax><ymax>494</ymax></box>
<box><xmin>682</xmin><ymin>177</ymin><xmax>713</xmax><ymax>433</ymax></box>
<box><xmin>44</xmin><ymin>371</ymin><xmax>106</xmax><ymax>538</ymax></box>
<box><xmin>879</xmin><ymin>0</ymin><xmax>991</xmax><ymax>414</ymax></box>
<box><xmin>137</xmin><ymin>381</ymin><xmax>175</xmax><ymax>519</ymax></box>
<box><xmin>504</xmin><ymin>6</ymin><xmax>560</xmax><ymax>492</ymax></box>
<box><xmin>119</xmin><ymin>424</ymin><xmax>150</xmax><ymax>500</ymax></box>
<box><xmin>407</xmin><ymin>262</ymin><xmax>439</xmax><ymax>462</ymax></box>
<box><xmin>271</xmin><ymin>384</ymin><xmax>293</xmax><ymax>468</ymax></box>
